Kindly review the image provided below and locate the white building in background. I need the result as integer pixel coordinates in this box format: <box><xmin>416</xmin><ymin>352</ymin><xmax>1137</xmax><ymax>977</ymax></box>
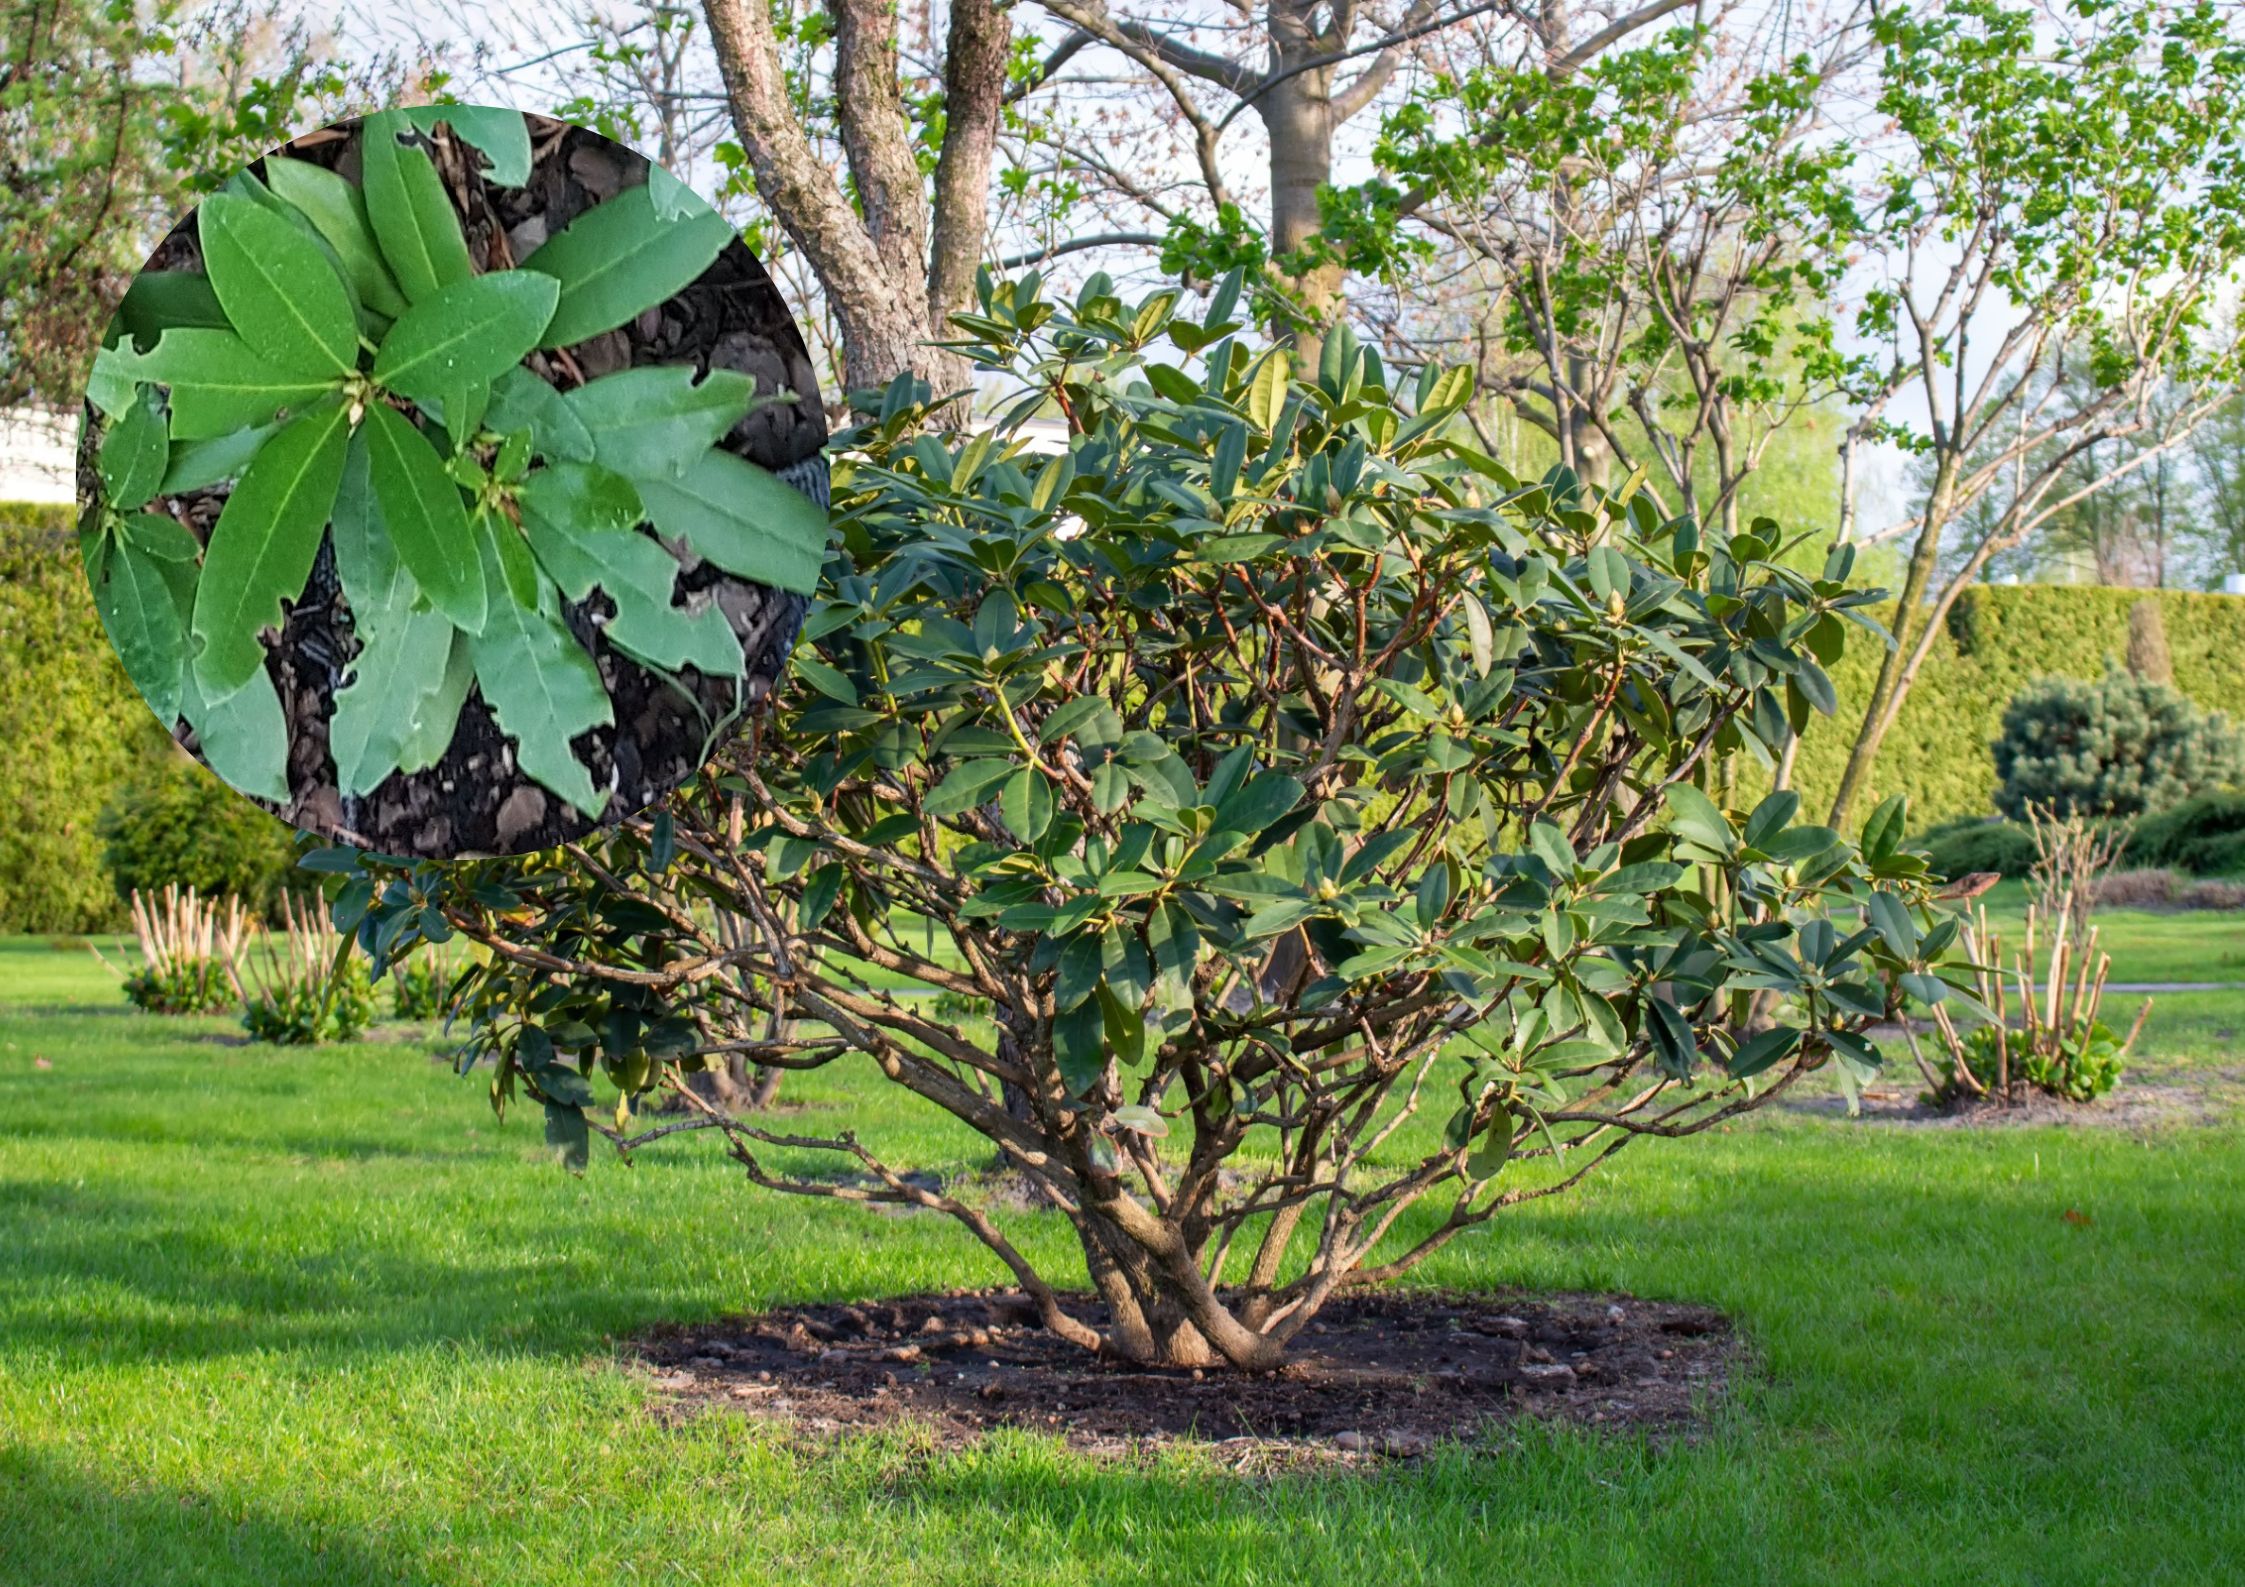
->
<box><xmin>0</xmin><ymin>408</ymin><xmax>73</xmax><ymax>505</ymax></box>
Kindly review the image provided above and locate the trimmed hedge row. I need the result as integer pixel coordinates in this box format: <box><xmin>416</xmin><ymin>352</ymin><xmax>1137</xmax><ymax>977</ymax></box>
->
<box><xmin>1919</xmin><ymin>793</ymin><xmax>2245</xmax><ymax>883</ymax></box>
<box><xmin>0</xmin><ymin>503</ymin><xmax>170</xmax><ymax>932</ymax></box>
<box><xmin>2134</xmin><ymin>792</ymin><xmax>2245</xmax><ymax>876</ymax></box>
<box><xmin>1784</xmin><ymin>585</ymin><xmax>2245</xmax><ymax>828</ymax></box>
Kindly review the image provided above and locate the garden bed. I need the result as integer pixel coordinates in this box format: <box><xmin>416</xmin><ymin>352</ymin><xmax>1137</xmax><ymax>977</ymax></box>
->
<box><xmin>633</xmin><ymin>1286</ymin><xmax>1736</xmax><ymax>1461</ymax></box>
<box><xmin>1782</xmin><ymin>1074</ymin><xmax>2244</xmax><ymax>1130</ymax></box>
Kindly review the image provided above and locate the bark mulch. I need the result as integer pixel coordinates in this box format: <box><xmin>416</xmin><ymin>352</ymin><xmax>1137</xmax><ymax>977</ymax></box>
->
<box><xmin>631</xmin><ymin>1285</ymin><xmax>1737</xmax><ymax>1465</ymax></box>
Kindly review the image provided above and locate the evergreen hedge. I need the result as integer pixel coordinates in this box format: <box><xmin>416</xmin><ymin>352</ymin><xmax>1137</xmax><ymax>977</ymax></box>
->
<box><xmin>2133</xmin><ymin>792</ymin><xmax>2245</xmax><ymax>877</ymax></box>
<box><xmin>97</xmin><ymin>756</ymin><xmax>302</xmax><ymax>922</ymax></box>
<box><xmin>1784</xmin><ymin>586</ymin><xmax>2245</xmax><ymax>827</ymax></box>
<box><xmin>0</xmin><ymin>503</ymin><xmax>169</xmax><ymax>932</ymax></box>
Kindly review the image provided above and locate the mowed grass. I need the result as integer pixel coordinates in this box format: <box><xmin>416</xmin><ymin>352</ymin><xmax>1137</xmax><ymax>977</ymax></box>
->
<box><xmin>1968</xmin><ymin>879</ymin><xmax>2245</xmax><ymax>984</ymax></box>
<box><xmin>3</xmin><ymin>937</ymin><xmax>2244</xmax><ymax>1585</ymax></box>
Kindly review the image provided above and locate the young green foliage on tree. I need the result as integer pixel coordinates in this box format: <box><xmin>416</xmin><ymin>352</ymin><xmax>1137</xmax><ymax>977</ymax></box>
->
<box><xmin>0</xmin><ymin>0</ymin><xmax>419</xmax><ymax>409</ymax></box>
<box><xmin>335</xmin><ymin>272</ymin><xmax>1980</xmax><ymax>1371</ymax></box>
<box><xmin>1829</xmin><ymin>0</ymin><xmax>2245</xmax><ymax>822</ymax></box>
<box><xmin>1348</xmin><ymin>11</ymin><xmax>1863</xmax><ymax>536</ymax></box>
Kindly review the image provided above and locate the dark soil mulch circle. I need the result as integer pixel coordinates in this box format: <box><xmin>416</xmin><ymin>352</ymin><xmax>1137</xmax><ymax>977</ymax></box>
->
<box><xmin>633</xmin><ymin>1287</ymin><xmax>1736</xmax><ymax>1461</ymax></box>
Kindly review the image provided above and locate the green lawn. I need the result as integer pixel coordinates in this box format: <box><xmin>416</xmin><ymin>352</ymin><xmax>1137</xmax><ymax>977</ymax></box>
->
<box><xmin>4</xmin><ymin>937</ymin><xmax>2244</xmax><ymax>1585</ymax></box>
<box><xmin>1967</xmin><ymin>880</ymin><xmax>2245</xmax><ymax>984</ymax></box>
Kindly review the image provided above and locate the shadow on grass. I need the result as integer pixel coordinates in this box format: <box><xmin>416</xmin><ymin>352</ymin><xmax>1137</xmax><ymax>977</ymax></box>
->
<box><xmin>0</xmin><ymin>1174</ymin><xmax>683</xmax><ymax>1367</ymax></box>
<box><xmin>0</xmin><ymin>1447</ymin><xmax>441</xmax><ymax>1587</ymax></box>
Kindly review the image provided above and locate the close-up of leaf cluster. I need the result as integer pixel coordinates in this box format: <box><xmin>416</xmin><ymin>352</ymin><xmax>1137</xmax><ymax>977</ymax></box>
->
<box><xmin>82</xmin><ymin>107</ymin><xmax>830</xmax><ymax>818</ymax></box>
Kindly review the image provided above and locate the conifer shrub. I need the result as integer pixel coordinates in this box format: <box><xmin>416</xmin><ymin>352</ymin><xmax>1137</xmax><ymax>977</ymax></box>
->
<box><xmin>1992</xmin><ymin>666</ymin><xmax>2243</xmax><ymax>823</ymax></box>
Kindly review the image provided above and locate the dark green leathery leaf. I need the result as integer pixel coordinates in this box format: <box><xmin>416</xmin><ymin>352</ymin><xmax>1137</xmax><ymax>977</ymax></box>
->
<box><xmin>330</xmin><ymin>594</ymin><xmax>458</xmax><ymax>797</ymax></box>
<box><xmin>331</xmin><ymin>427</ymin><xmax>401</xmax><ymax>612</ymax></box>
<box><xmin>97</xmin><ymin>388</ymin><xmax>168</xmax><ymax>509</ymax></box>
<box><xmin>517</xmin><ymin>467</ymin><xmax>656</xmax><ymax>597</ymax></box>
<box><xmin>370</xmin><ymin>272</ymin><xmax>558</xmax><ymax>402</ymax></box>
<box><xmin>607</xmin><ymin>591</ymin><xmax>742</xmax><ymax>676</ymax></box>
<box><xmin>110</xmin><ymin>270</ymin><xmax>230</xmax><ymax>352</ymax></box>
<box><xmin>1052</xmin><ymin>999</ymin><xmax>1105</xmax><ymax>1096</ymax></box>
<box><xmin>360</xmin><ymin>109</ymin><xmax>473</xmax><ymax>302</ymax></box>
<box><xmin>520</xmin><ymin>181</ymin><xmax>735</xmax><ymax>347</ymax></box>
<box><xmin>645</xmin><ymin>162</ymin><xmax>710</xmax><ymax>222</ymax></box>
<box><xmin>84</xmin><ymin>343</ymin><xmax>142</xmax><ymax>417</ymax></box>
<box><xmin>518</xmin><ymin>462</ymin><xmax>742</xmax><ymax>675</ymax></box>
<box><xmin>91</xmin><ymin>535</ymin><xmax>186</xmax><ymax>723</ymax></box>
<box><xmin>196</xmin><ymin>191</ymin><xmax>360</xmax><ymax>375</ymax></box>
<box><xmin>179</xmin><ymin>655</ymin><xmax>290</xmax><ymax>801</ymax></box>
<box><xmin>120</xmin><ymin>511</ymin><xmax>199</xmax><ymax>563</ymax></box>
<box><xmin>398</xmin><ymin>630</ymin><xmax>476</xmax><ymax>774</ymax></box>
<box><xmin>133</xmin><ymin>328</ymin><xmax>340</xmax><ymax>440</ymax></box>
<box><xmin>161</xmin><ymin>423</ymin><xmax>277</xmax><ymax>494</ymax></box>
<box><xmin>487</xmin><ymin>367</ymin><xmax>596</xmax><ymax>462</ymax></box>
<box><xmin>565</xmin><ymin>366</ymin><xmax>757</xmax><ymax>480</ymax></box>
<box><xmin>362</xmin><ymin>401</ymin><xmax>486</xmax><ymax>635</ymax></box>
<box><xmin>402</xmin><ymin>104</ymin><xmax>532</xmax><ymax>186</ymax></box>
<box><xmin>517</xmin><ymin>460</ymin><xmax>641</xmax><ymax>542</ymax></box>
<box><xmin>468</xmin><ymin>535</ymin><xmax>613</xmax><ymax>818</ymax></box>
<box><xmin>261</xmin><ymin>155</ymin><xmax>410</xmax><ymax>320</ymax></box>
<box><xmin>79</xmin><ymin>526</ymin><xmax>110</xmax><ymax>590</ymax></box>
<box><xmin>189</xmin><ymin>400</ymin><xmax>350</xmax><ymax>704</ymax></box>
<box><xmin>634</xmin><ymin>446</ymin><xmax>827</xmax><ymax>595</ymax></box>
<box><xmin>437</xmin><ymin>380</ymin><xmax>490</xmax><ymax>449</ymax></box>
<box><xmin>478</xmin><ymin>508</ymin><xmax>542</xmax><ymax>612</ymax></box>
<box><xmin>331</xmin><ymin>599</ymin><xmax>458</xmax><ymax>795</ymax></box>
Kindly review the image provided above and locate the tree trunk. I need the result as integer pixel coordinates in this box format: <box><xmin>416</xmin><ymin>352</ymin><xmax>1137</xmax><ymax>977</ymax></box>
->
<box><xmin>678</xmin><ymin>1052</ymin><xmax>781</xmax><ymax>1111</ymax></box>
<box><xmin>1827</xmin><ymin>458</ymin><xmax>1957</xmax><ymax>826</ymax></box>
<box><xmin>927</xmin><ymin>0</ymin><xmax>1011</xmax><ymax>334</ymax></box>
<box><xmin>1259</xmin><ymin>19</ymin><xmax>1341</xmax><ymax>360</ymax></box>
<box><xmin>1266</xmin><ymin>68</ymin><xmax>1329</xmax><ymax>359</ymax></box>
<box><xmin>701</xmin><ymin>0</ymin><xmax>993</xmax><ymax>411</ymax></box>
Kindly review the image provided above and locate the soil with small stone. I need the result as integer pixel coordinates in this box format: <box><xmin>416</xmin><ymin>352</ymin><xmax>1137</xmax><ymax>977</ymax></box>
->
<box><xmin>633</xmin><ymin>1287</ymin><xmax>1736</xmax><ymax>1461</ymax></box>
<box><xmin>1783</xmin><ymin>1074</ymin><xmax>2243</xmax><ymax>1130</ymax></box>
<box><xmin>91</xmin><ymin>114</ymin><xmax>826</xmax><ymax>858</ymax></box>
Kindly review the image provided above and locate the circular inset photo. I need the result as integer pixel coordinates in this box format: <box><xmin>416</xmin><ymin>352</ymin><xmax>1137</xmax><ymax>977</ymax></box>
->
<box><xmin>78</xmin><ymin>107</ymin><xmax>829</xmax><ymax>859</ymax></box>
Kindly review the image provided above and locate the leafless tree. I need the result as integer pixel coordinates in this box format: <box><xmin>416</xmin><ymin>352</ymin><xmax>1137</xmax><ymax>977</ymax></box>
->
<box><xmin>1024</xmin><ymin>2</ymin><xmax>1704</xmax><ymax>358</ymax></box>
<box><xmin>697</xmin><ymin>0</ymin><xmax>1012</xmax><ymax>410</ymax></box>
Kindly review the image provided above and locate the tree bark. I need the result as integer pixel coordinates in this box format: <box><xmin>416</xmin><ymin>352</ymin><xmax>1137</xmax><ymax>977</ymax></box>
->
<box><xmin>829</xmin><ymin>0</ymin><xmax>927</xmax><ymax>287</ymax></box>
<box><xmin>1263</xmin><ymin>4</ymin><xmax>1343</xmax><ymax>356</ymax></box>
<box><xmin>1827</xmin><ymin>457</ymin><xmax>1957</xmax><ymax>826</ymax></box>
<box><xmin>927</xmin><ymin>0</ymin><xmax>1011</xmax><ymax>332</ymax></box>
<box><xmin>701</xmin><ymin>0</ymin><xmax>1005</xmax><ymax>412</ymax></box>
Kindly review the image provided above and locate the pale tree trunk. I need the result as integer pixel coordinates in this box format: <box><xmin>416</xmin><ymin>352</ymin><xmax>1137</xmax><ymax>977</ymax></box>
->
<box><xmin>1263</xmin><ymin>4</ymin><xmax>1343</xmax><ymax>359</ymax></box>
<box><xmin>1037</xmin><ymin>0</ymin><xmax>1455</xmax><ymax>364</ymax></box>
<box><xmin>701</xmin><ymin>0</ymin><xmax>1008</xmax><ymax>413</ymax></box>
<box><xmin>1827</xmin><ymin>456</ymin><xmax>1958</xmax><ymax>826</ymax></box>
